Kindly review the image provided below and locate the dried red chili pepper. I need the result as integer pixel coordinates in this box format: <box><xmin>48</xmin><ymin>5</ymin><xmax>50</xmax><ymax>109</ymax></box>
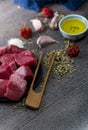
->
<box><xmin>42</xmin><ymin>7</ymin><xmax>54</xmax><ymax>18</ymax></box>
<box><xmin>66</xmin><ymin>44</ymin><xmax>80</xmax><ymax>57</ymax></box>
<box><xmin>19</xmin><ymin>26</ymin><xmax>32</xmax><ymax>39</ymax></box>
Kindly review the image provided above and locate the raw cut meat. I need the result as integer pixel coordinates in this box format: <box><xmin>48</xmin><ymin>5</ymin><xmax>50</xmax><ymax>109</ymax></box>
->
<box><xmin>7</xmin><ymin>45</ymin><xmax>23</xmax><ymax>54</ymax></box>
<box><xmin>0</xmin><ymin>64</ymin><xmax>13</xmax><ymax>79</ymax></box>
<box><xmin>4</xmin><ymin>74</ymin><xmax>27</xmax><ymax>101</ymax></box>
<box><xmin>0</xmin><ymin>54</ymin><xmax>15</xmax><ymax>64</ymax></box>
<box><xmin>0</xmin><ymin>46</ymin><xmax>7</xmax><ymax>56</ymax></box>
<box><xmin>9</xmin><ymin>61</ymin><xmax>17</xmax><ymax>72</ymax></box>
<box><xmin>0</xmin><ymin>45</ymin><xmax>23</xmax><ymax>56</ymax></box>
<box><xmin>0</xmin><ymin>79</ymin><xmax>8</xmax><ymax>98</ymax></box>
<box><xmin>0</xmin><ymin>45</ymin><xmax>38</xmax><ymax>101</ymax></box>
<box><xmin>14</xmin><ymin>65</ymin><xmax>33</xmax><ymax>80</ymax></box>
<box><xmin>14</xmin><ymin>50</ymin><xmax>37</xmax><ymax>67</ymax></box>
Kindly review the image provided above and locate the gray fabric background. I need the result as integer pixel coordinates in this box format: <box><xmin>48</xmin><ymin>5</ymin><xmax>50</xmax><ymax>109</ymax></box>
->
<box><xmin>0</xmin><ymin>0</ymin><xmax>88</xmax><ymax>130</ymax></box>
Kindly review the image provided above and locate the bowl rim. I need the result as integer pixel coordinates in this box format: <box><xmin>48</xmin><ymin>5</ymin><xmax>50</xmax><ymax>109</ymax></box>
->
<box><xmin>59</xmin><ymin>14</ymin><xmax>88</xmax><ymax>36</ymax></box>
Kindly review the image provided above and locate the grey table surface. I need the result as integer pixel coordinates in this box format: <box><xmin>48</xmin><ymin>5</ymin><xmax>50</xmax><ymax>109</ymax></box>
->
<box><xmin>0</xmin><ymin>0</ymin><xmax>88</xmax><ymax>130</ymax></box>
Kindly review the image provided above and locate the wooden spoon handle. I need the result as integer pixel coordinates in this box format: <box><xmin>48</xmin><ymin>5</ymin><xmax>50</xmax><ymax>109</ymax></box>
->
<box><xmin>25</xmin><ymin>50</ymin><xmax>44</xmax><ymax>108</ymax></box>
<box><xmin>25</xmin><ymin>51</ymin><xmax>56</xmax><ymax>109</ymax></box>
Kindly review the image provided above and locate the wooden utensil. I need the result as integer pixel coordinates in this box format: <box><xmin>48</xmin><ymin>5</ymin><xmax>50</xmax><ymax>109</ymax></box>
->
<box><xmin>25</xmin><ymin>50</ymin><xmax>56</xmax><ymax>109</ymax></box>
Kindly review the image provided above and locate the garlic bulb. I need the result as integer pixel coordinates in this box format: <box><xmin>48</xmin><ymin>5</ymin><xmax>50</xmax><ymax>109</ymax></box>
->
<box><xmin>30</xmin><ymin>19</ymin><xmax>44</xmax><ymax>32</ymax></box>
<box><xmin>37</xmin><ymin>35</ymin><xmax>58</xmax><ymax>48</ymax></box>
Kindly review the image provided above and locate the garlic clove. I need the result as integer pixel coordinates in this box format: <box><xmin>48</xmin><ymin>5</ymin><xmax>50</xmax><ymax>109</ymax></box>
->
<box><xmin>49</xmin><ymin>12</ymin><xmax>59</xmax><ymax>30</ymax></box>
<box><xmin>37</xmin><ymin>35</ymin><xmax>58</xmax><ymax>48</ymax></box>
<box><xmin>30</xmin><ymin>19</ymin><xmax>44</xmax><ymax>32</ymax></box>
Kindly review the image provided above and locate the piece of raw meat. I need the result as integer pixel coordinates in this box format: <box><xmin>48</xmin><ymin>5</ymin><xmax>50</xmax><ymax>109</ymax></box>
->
<box><xmin>4</xmin><ymin>74</ymin><xmax>27</xmax><ymax>101</ymax></box>
<box><xmin>0</xmin><ymin>64</ymin><xmax>13</xmax><ymax>79</ymax></box>
<box><xmin>0</xmin><ymin>46</ymin><xmax>7</xmax><ymax>56</ymax></box>
<box><xmin>0</xmin><ymin>79</ymin><xmax>8</xmax><ymax>98</ymax></box>
<box><xmin>0</xmin><ymin>54</ymin><xmax>15</xmax><ymax>64</ymax></box>
<box><xmin>7</xmin><ymin>45</ymin><xmax>23</xmax><ymax>54</ymax></box>
<box><xmin>14</xmin><ymin>65</ymin><xmax>33</xmax><ymax>80</ymax></box>
<box><xmin>14</xmin><ymin>50</ymin><xmax>37</xmax><ymax>67</ymax></box>
<box><xmin>9</xmin><ymin>61</ymin><xmax>17</xmax><ymax>72</ymax></box>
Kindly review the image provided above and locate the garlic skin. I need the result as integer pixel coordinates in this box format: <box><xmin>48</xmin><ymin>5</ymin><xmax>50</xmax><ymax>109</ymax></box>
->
<box><xmin>30</xmin><ymin>19</ymin><xmax>44</xmax><ymax>32</ymax></box>
<box><xmin>37</xmin><ymin>35</ymin><xmax>57</xmax><ymax>48</ymax></box>
<box><xmin>49</xmin><ymin>12</ymin><xmax>59</xmax><ymax>30</ymax></box>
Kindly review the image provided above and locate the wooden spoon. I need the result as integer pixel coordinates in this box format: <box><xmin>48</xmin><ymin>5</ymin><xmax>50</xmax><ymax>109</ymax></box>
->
<box><xmin>25</xmin><ymin>50</ymin><xmax>56</xmax><ymax>109</ymax></box>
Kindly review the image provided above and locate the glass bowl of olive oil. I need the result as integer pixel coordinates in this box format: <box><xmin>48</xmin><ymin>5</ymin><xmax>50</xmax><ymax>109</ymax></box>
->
<box><xmin>59</xmin><ymin>14</ymin><xmax>88</xmax><ymax>40</ymax></box>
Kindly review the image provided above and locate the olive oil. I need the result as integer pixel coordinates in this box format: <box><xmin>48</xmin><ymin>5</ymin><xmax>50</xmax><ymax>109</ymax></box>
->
<box><xmin>61</xmin><ymin>18</ymin><xmax>86</xmax><ymax>34</ymax></box>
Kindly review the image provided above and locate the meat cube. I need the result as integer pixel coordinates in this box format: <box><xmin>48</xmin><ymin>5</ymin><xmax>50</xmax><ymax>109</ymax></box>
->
<box><xmin>7</xmin><ymin>45</ymin><xmax>23</xmax><ymax>54</ymax></box>
<box><xmin>0</xmin><ymin>46</ymin><xmax>7</xmax><ymax>56</ymax></box>
<box><xmin>0</xmin><ymin>79</ymin><xmax>8</xmax><ymax>98</ymax></box>
<box><xmin>4</xmin><ymin>74</ymin><xmax>27</xmax><ymax>101</ymax></box>
<box><xmin>0</xmin><ymin>54</ymin><xmax>15</xmax><ymax>64</ymax></box>
<box><xmin>14</xmin><ymin>50</ymin><xmax>37</xmax><ymax>67</ymax></box>
<box><xmin>14</xmin><ymin>49</ymin><xmax>36</xmax><ymax>58</ymax></box>
<box><xmin>0</xmin><ymin>64</ymin><xmax>13</xmax><ymax>79</ymax></box>
<box><xmin>9</xmin><ymin>61</ymin><xmax>17</xmax><ymax>72</ymax></box>
<box><xmin>14</xmin><ymin>65</ymin><xmax>33</xmax><ymax>80</ymax></box>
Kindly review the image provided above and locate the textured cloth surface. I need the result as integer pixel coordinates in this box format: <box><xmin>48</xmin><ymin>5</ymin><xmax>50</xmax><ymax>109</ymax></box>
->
<box><xmin>59</xmin><ymin>0</ymin><xmax>87</xmax><ymax>10</ymax></box>
<box><xmin>13</xmin><ymin>0</ymin><xmax>87</xmax><ymax>11</ymax></box>
<box><xmin>13</xmin><ymin>0</ymin><xmax>53</xmax><ymax>11</ymax></box>
<box><xmin>0</xmin><ymin>0</ymin><xmax>88</xmax><ymax>130</ymax></box>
